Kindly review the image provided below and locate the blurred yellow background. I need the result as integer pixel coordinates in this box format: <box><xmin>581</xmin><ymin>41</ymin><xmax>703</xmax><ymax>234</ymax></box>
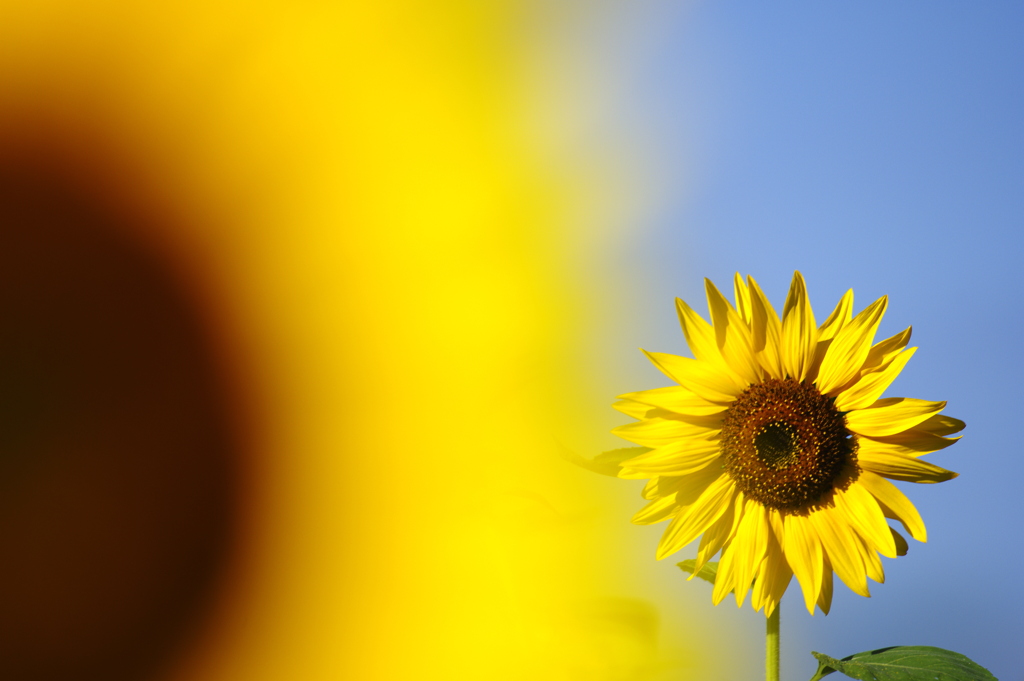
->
<box><xmin>0</xmin><ymin>2</ymin><xmax>742</xmax><ymax>679</ymax></box>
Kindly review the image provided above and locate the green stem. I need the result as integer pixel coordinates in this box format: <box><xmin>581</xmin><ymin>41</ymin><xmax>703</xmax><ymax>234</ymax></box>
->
<box><xmin>766</xmin><ymin>606</ymin><xmax>780</xmax><ymax>681</ymax></box>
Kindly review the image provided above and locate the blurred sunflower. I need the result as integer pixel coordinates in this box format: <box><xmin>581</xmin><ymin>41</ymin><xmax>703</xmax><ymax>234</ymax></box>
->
<box><xmin>614</xmin><ymin>272</ymin><xmax>963</xmax><ymax>616</ymax></box>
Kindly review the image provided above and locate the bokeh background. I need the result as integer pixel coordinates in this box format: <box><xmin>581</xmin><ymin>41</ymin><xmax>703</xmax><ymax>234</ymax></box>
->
<box><xmin>0</xmin><ymin>1</ymin><xmax>1016</xmax><ymax>680</ymax></box>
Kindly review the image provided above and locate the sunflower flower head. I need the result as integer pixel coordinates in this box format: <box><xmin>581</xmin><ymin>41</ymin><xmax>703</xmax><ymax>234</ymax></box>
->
<box><xmin>614</xmin><ymin>272</ymin><xmax>963</xmax><ymax>616</ymax></box>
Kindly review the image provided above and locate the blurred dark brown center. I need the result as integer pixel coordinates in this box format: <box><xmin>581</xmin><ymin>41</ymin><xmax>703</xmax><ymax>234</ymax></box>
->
<box><xmin>0</xmin><ymin>163</ymin><xmax>240</xmax><ymax>681</ymax></box>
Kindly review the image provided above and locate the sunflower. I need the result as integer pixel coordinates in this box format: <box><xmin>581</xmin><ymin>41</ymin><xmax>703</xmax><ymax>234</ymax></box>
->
<box><xmin>613</xmin><ymin>272</ymin><xmax>963</xmax><ymax>616</ymax></box>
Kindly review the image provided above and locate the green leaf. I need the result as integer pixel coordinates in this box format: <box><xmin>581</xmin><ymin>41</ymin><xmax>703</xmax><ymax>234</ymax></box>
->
<box><xmin>808</xmin><ymin>647</ymin><xmax>996</xmax><ymax>681</ymax></box>
<box><xmin>677</xmin><ymin>559</ymin><xmax>719</xmax><ymax>586</ymax></box>
<box><xmin>559</xmin><ymin>445</ymin><xmax>651</xmax><ymax>477</ymax></box>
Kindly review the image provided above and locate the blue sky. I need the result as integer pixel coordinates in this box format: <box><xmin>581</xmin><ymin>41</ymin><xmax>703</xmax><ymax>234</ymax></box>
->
<box><xmin>588</xmin><ymin>3</ymin><xmax>1024</xmax><ymax>679</ymax></box>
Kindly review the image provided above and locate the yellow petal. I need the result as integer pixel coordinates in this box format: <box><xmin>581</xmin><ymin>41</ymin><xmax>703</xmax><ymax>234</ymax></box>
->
<box><xmin>692</xmin><ymin>491</ymin><xmax>742</xmax><ymax>574</ymax></box>
<box><xmin>768</xmin><ymin>508</ymin><xmax>785</xmax><ymax>546</ymax></box>
<box><xmin>641</xmin><ymin>476</ymin><xmax>660</xmax><ymax>500</ymax></box>
<box><xmin>856</xmin><ymin>470</ymin><xmax>927</xmax><ymax>541</ymax></box>
<box><xmin>642</xmin><ymin>350</ymin><xmax>741</xmax><ymax>404</ymax></box>
<box><xmin>834</xmin><ymin>347</ymin><xmax>916</xmax><ymax>411</ymax></box>
<box><xmin>809</xmin><ymin>290</ymin><xmax>855</xmax><ymax>379</ymax></box>
<box><xmin>862</xmin><ymin>326</ymin><xmax>912</xmax><ymax>372</ymax></box>
<box><xmin>612</xmin><ymin>416</ymin><xmax>718</xmax><ymax>447</ymax></box>
<box><xmin>816</xmin><ymin>554</ymin><xmax>834</xmax><ymax>616</ymax></box>
<box><xmin>644</xmin><ymin>409</ymin><xmax>726</xmax><ymax>430</ymax></box>
<box><xmin>749</xmin><ymin>550</ymin><xmax>769</xmax><ymax>613</ymax></box>
<box><xmin>618</xmin><ymin>437</ymin><xmax>722</xmax><ymax>476</ymax></box>
<box><xmin>675</xmin><ymin>297</ymin><xmax>749</xmax><ymax>391</ymax></box>
<box><xmin>632</xmin><ymin>494</ymin><xmax>680</xmax><ymax>525</ymax></box>
<box><xmin>734</xmin><ymin>272</ymin><xmax>752</xmax><ymax>325</ymax></box>
<box><xmin>845</xmin><ymin>397</ymin><xmax>947</xmax><ymax>437</ymax></box>
<box><xmin>856</xmin><ymin>531</ymin><xmax>885</xmax><ymax>583</ymax></box>
<box><xmin>706</xmin><ymin>278</ymin><xmax>761</xmax><ymax>385</ymax></box>
<box><xmin>612</xmin><ymin>398</ymin><xmax>651</xmax><ymax>419</ymax></box>
<box><xmin>783</xmin><ymin>513</ymin><xmax>823</xmax><ymax>614</ymax></box>
<box><xmin>809</xmin><ymin>337</ymin><xmax>831</xmax><ymax>385</ymax></box>
<box><xmin>816</xmin><ymin>295</ymin><xmax>888</xmax><ymax>395</ymax></box>
<box><xmin>808</xmin><ymin>505</ymin><xmax>869</xmax><ymax>597</ymax></box>
<box><xmin>675</xmin><ymin>298</ymin><xmax>727</xmax><ymax>368</ymax></box>
<box><xmin>711</xmin><ymin>536</ymin><xmax>738</xmax><ymax>606</ymax></box>
<box><xmin>834</xmin><ymin>482</ymin><xmax>897</xmax><ymax>558</ymax></box>
<box><xmin>858</xmin><ymin>430</ymin><xmax>961</xmax><ymax>458</ymax></box>
<box><xmin>752</xmin><ymin>530</ymin><xmax>792</xmax><ymax>617</ymax></box>
<box><xmin>747</xmin><ymin>275</ymin><xmax>784</xmax><ymax>380</ymax></box>
<box><xmin>781</xmin><ymin>271</ymin><xmax>818</xmax><ymax>382</ymax></box>
<box><xmin>639</xmin><ymin>467</ymin><xmax>720</xmax><ymax>501</ymax></box>
<box><xmin>673</xmin><ymin>464</ymin><xmax>728</xmax><ymax>506</ymax></box>
<box><xmin>817</xmin><ymin>289</ymin><xmax>854</xmax><ymax>341</ymax></box>
<box><xmin>617</xmin><ymin>386</ymin><xmax>728</xmax><ymax>417</ymax></box>
<box><xmin>656</xmin><ymin>474</ymin><xmax>736</xmax><ymax>559</ymax></box>
<box><xmin>913</xmin><ymin>413</ymin><xmax>966</xmax><ymax>437</ymax></box>
<box><xmin>858</xmin><ymin>450</ymin><xmax>958</xmax><ymax>483</ymax></box>
<box><xmin>728</xmin><ymin>499</ymin><xmax>769</xmax><ymax>608</ymax></box>
<box><xmin>891</xmin><ymin>527</ymin><xmax>909</xmax><ymax>556</ymax></box>
<box><xmin>638</xmin><ymin>466</ymin><xmax>712</xmax><ymax>499</ymax></box>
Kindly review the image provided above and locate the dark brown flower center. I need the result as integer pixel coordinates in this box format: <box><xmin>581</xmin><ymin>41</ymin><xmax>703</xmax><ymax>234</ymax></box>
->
<box><xmin>721</xmin><ymin>378</ymin><xmax>855</xmax><ymax>510</ymax></box>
